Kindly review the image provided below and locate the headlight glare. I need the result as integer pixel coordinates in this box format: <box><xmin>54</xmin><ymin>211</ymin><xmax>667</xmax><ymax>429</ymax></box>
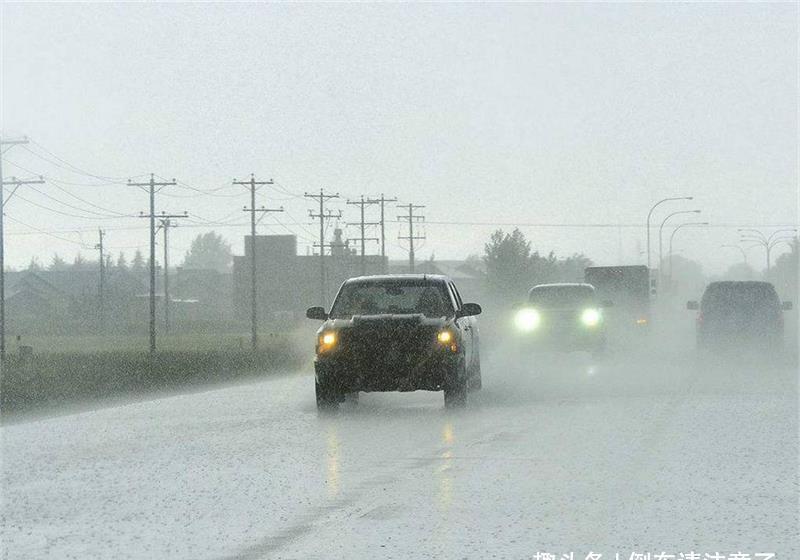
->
<box><xmin>515</xmin><ymin>308</ymin><xmax>541</xmax><ymax>331</ymax></box>
<box><xmin>437</xmin><ymin>329</ymin><xmax>457</xmax><ymax>352</ymax></box>
<box><xmin>581</xmin><ymin>308</ymin><xmax>601</xmax><ymax>327</ymax></box>
<box><xmin>318</xmin><ymin>331</ymin><xmax>337</xmax><ymax>352</ymax></box>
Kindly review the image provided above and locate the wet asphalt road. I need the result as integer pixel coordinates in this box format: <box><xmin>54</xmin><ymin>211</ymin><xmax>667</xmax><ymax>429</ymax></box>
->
<box><xmin>1</xmin><ymin>342</ymin><xmax>797</xmax><ymax>559</ymax></box>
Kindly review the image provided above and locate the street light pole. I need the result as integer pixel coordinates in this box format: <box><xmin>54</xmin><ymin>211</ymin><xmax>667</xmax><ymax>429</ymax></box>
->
<box><xmin>646</xmin><ymin>196</ymin><xmax>693</xmax><ymax>270</ymax></box>
<box><xmin>668</xmin><ymin>221</ymin><xmax>708</xmax><ymax>287</ymax></box>
<box><xmin>659</xmin><ymin>209</ymin><xmax>701</xmax><ymax>281</ymax></box>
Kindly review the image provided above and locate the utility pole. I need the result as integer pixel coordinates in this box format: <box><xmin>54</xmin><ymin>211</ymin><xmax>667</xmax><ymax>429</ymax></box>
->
<box><xmin>305</xmin><ymin>189</ymin><xmax>341</xmax><ymax>307</ymax></box>
<box><xmin>1</xmin><ymin>134</ymin><xmax>42</xmax><ymax>363</ymax></box>
<box><xmin>95</xmin><ymin>229</ymin><xmax>106</xmax><ymax>330</ymax></box>
<box><xmin>234</xmin><ymin>174</ymin><xmax>283</xmax><ymax>352</ymax></box>
<box><xmin>397</xmin><ymin>203</ymin><xmax>425</xmax><ymax>273</ymax></box>
<box><xmin>156</xmin><ymin>219</ymin><xmax>178</xmax><ymax>334</ymax></box>
<box><xmin>366</xmin><ymin>193</ymin><xmax>397</xmax><ymax>272</ymax></box>
<box><xmin>129</xmin><ymin>174</ymin><xmax>180</xmax><ymax>355</ymax></box>
<box><xmin>347</xmin><ymin>195</ymin><xmax>379</xmax><ymax>276</ymax></box>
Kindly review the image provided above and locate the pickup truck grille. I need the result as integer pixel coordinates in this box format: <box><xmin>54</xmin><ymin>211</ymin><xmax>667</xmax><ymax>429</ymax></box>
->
<box><xmin>338</xmin><ymin>325</ymin><xmax>440</xmax><ymax>370</ymax></box>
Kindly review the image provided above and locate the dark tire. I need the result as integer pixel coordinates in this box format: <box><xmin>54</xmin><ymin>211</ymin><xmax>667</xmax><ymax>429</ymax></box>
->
<box><xmin>444</xmin><ymin>362</ymin><xmax>468</xmax><ymax>408</ymax></box>
<box><xmin>344</xmin><ymin>391</ymin><xmax>360</xmax><ymax>405</ymax></box>
<box><xmin>315</xmin><ymin>379</ymin><xmax>339</xmax><ymax>411</ymax></box>
<box><xmin>469</xmin><ymin>359</ymin><xmax>482</xmax><ymax>392</ymax></box>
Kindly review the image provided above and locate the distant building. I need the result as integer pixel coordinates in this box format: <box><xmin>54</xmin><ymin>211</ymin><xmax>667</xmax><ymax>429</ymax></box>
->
<box><xmin>232</xmin><ymin>231</ymin><xmax>386</xmax><ymax>322</ymax></box>
<box><xmin>232</xmin><ymin>232</ymin><xmax>488</xmax><ymax>322</ymax></box>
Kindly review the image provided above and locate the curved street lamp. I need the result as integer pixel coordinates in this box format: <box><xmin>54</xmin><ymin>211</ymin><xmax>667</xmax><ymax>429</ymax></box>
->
<box><xmin>739</xmin><ymin>229</ymin><xmax>798</xmax><ymax>272</ymax></box>
<box><xmin>659</xmin><ymin>209</ymin><xmax>701</xmax><ymax>275</ymax></box>
<box><xmin>668</xmin><ymin>221</ymin><xmax>708</xmax><ymax>286</ymax></box>
<box><xmin>738</xmin><ymin>228</ymin><xmax>798</xmax><ymax>245</ymax></box>
<box><xmin>646</xmin><ymin>196</ymin><xmax>693</xmax><ymax>269</ymax></box>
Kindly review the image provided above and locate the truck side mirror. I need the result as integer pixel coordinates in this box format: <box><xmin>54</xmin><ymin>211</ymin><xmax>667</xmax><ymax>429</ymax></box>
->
<box><xmin>686</xmin><ymin>301</ymin><xmax>699</xmax><ymax>310</ymax></box>
<box><xmin>782</xmin><ymin>301</ymin><xmax>793</xmax><ymax>311</ymax></box>
<box><xmin>306</xmin><ymin>306</ymin><xmax>328</xmax><ymax>320</ymax></box>
<box><xmin>458</xmin><ymin>303</ymin><xmax>482</xmax><ymax>317</ymax></box>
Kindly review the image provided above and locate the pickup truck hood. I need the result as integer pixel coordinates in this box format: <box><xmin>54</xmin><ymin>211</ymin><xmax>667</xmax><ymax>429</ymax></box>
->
<box><xmin>322</xmin><ymin>314</ymin><xmax>451</xmax><ymax>332</ymax></box>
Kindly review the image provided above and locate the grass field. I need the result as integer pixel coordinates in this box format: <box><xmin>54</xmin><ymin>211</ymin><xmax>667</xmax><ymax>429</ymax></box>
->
<box><xmin>6</xmin><ymin>331</ymin><xmax>307</xmax><ymax>354</ymax></box>
<box><xmin>1</xmin><ymin>329</ymin><xmax>313</xmax><ymax>418</ymax></box>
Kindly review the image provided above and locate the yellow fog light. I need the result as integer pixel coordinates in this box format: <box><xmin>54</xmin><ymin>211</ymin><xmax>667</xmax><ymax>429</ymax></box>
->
<box><xmin>515</xmin><ymin>308</ymin><xmax>540</xmax><ymax>331</ymax></box>
<box><xmin>581</xmin><ymin>308</ymin><xmax>601</xmax><ymax>327</ymax></box>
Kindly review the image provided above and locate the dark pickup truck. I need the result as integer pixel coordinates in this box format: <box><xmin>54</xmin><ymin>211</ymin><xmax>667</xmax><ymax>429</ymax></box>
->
<box><xmin>306</xmin><ymin>274</ymin><xmax>482</xmax><ymax>410</ymax></box>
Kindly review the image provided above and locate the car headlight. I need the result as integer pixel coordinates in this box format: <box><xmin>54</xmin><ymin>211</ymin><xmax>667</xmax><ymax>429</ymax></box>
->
<box><xmin>437</xmin><ymin>329</ymin><xmax>458</xmax><ymax>352</ymax></box>
<box><xmin>581</xmin><ymin>308</ymin><xmax>601</xmax><ymax>327</ymax></box>
<box><xmin>515</xmin><ymin>308</ymin><xmax>541</xmax><ymax>331</ymax></box>
<box><xmin>318</xmin><ymin>331</ymin><xmax>337</xmax><ymax>352</ymax></box>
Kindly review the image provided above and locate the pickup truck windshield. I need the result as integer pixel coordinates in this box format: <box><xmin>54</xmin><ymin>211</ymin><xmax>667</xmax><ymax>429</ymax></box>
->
<box><xmin>330</xmin><ymin>281</ymin><xmax>453</xmax><ymax>318</ymax></box>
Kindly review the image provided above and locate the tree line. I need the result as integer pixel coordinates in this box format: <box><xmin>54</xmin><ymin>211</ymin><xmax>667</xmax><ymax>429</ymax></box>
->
<box><xmin>481</xmin><ymin>228</ymin><xmax>593</xmax><ymax>298</ymax></box>
<box><xmin>16</xmin><ymin>232</ymin><xmax>234</xmax><ymax>274</ymax></box>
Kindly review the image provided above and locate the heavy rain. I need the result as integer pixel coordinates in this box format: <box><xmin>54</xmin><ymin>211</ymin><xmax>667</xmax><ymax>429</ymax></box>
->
<box><xmin>1</xmin><ymin>3</ymin><xmax>797</xmax><ymax>560</ymax></box>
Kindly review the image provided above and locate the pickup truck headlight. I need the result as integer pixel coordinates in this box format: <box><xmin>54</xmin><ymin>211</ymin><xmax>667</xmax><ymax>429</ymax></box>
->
<box><xmin>515</xmin><ymin>308</ymin><xmax>541</xmax><ymax>331</ymax></box>
<box><xmin>437</xmin><ymin>330</ymin><xmax>458</xmax><ymax>352</ymax></box>
<box><xmin>318</xmin><ymin>331</ymin><xmax>337</xmax><ymax>353</ymax></box>
<box><xmin>581</xmin><ymin>308</ymin><xmax>601</xmax><ymax>327</ymax></box>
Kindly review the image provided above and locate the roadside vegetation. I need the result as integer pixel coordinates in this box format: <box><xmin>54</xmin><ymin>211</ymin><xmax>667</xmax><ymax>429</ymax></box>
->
<box><xmin>1</xmin><ymin>331</ymin><xmax>309</xmax><ymax>418</ymax></box>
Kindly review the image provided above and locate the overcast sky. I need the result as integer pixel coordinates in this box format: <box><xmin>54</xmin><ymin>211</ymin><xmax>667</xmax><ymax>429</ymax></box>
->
<box><xmin>2</xmin><ymin>2</ymin><xmax>797</xmax><ymax>275</ymax></box>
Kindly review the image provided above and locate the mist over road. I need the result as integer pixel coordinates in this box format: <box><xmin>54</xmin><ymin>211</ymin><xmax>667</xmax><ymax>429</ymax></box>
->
<box><xmin>2</xmin><ymin>344</ymin><xmax>797</xmax><ymax>559</ymax></box>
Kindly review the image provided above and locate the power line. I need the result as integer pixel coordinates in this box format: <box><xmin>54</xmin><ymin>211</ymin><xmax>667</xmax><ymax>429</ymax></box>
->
<box><xmin>45</xmin><ymin>180</ymin><xmax>132</xmax><ymax>216</ymax></box>
<box><xmin>22</xmin><ymin>143</ymin><xmax>135</xmax><ymax>184</ymax></box>
<box><xmin>26</xmin><ymin>185</ymin><xmax>132</xmax><ymax>218</ymax></box>
<box><xmin>271</xmin><ymin>179</ymin><xmax>307</xmax><ymax>200</ymax></box>
<box><xmin>2</xmin><ymin>158</ymin><xmax>124</xmax><ymax>189</ymax></box>
<box><xmin>4</xmin><ymin>215</ymin><xmax>90</xmax><ymax>247</ymax></box>
<box><xmin>13</xmin><ymin>193</ymin><xmax>126</xmax><ymax>220</ymax></box>
<box><xmin>395</xmin><ymin>220</ymin><xmax>799</xmax><ymax>229</ymax></box>
<box><xmin>273</xmin><ymin>214</ymin><xmax>316</xmax><ymax>244</ymax></box>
